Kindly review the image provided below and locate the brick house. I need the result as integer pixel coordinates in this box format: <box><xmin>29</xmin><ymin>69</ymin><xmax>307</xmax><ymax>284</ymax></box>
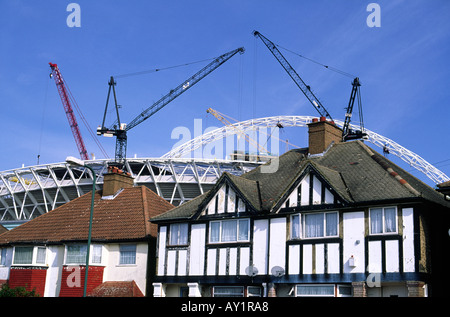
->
<box><xmin>0</xmin><ymin>170</ymin><xmax>173</xmax><ymax>297</ymax></box>
<box><xmin>151</xmin><ymin>118</ymin><xmax>450</xmax><ymax>297</ymax></box>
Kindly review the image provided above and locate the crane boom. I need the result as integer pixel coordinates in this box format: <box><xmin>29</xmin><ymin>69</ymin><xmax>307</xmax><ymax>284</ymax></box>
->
<box><xmin>253</xmin><ymin>31</ymin><xmax>333</xmax><ymax>121</ymax></box>
<box><xmin>98</xmin><ymin>47</ymin><xmax>245</xmax><ymax>163</ymax></box>
<box><xmin>49</xmin><ymin>63</ymin><xmax>89</xmax><ymax>161</ymax></box>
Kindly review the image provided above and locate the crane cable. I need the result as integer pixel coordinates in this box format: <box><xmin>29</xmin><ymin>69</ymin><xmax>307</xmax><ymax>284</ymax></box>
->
<box><xmin>113</xmin><ymin>57</ymin><xmax>216</xmax><ymax>79</ymax></box>
<box><xmin>276</xmin><ymin>44</ymin><xmax>356</xmax><ymax>79</ymax></box>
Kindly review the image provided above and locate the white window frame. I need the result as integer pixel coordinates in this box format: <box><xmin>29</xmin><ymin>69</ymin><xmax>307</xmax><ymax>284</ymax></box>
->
<box><xmin>0</xmin><ymin>248</ymin><xmax>7</xmax><ymax>266</ymax></box>
<box><xmin>169</xmin><ymin>223</ymin><xmax>189</xmax><ymax>246</ymax></box>
<box><xmin>291</xmin><ymin>211</ymin><xmax>339</xmax><ymax>240</ymax></box>
<box><xmin>12</xmin><ymin>245</ymin><xmax>47</xmax><ymax>266</ymax></box>
<box><xmin>369</xmin><ymin>207</ymin><xmax>398</xmax><ymax>235</ymax></box>
<box><xmin>119</xmin><ymin>244</ymin><xmax>137</xmax><ymax>265</ymax></box>
<box><xmin>213</xmin><ymin>286</ymin><xmax>245</xmax><ymax>297</ymax></box>
<box><xmin>209</xmin><ymin>219</ymin><xmax>250</xmax><ymax>243</ymax></box>
<box><xmin>64</xmin><ymin>244</ymin><xmax>104</xmax><ymax>265</ymax></box>
<box><xmin>295</xmin><ymin>284</ymin><xmax>336</xmax><ymax>297</ymax></box>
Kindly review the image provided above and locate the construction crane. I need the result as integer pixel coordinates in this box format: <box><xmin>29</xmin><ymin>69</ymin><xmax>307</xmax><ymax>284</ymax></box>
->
<box><xmin>49</xmin><ymin>63</ymin><xmax>89</xmax><ymax>161</ymax></box>
<box><xmin>97</xmin><ymin>47</ymin><xmax>245</xmax><ymax>164</ymax></box>
<box><xmin>206</xmin><ymin>107</ymin><xmax>269</xmax><ymax>155</ymax></box>
<box><xmin>253</xmin><ymin>30</ymin><xmax>333</xmax><ymax>122</ymax></box>
<box><xmin>342</xmin><ymin>77</ymin><xmax>367</xmax><ymax>141</ymax></box>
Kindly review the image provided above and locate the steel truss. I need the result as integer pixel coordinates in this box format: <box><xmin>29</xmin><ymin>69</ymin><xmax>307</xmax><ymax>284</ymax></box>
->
<box><xmin>162</xmin><ymin>115</ymin><xmax>449</xmax><ymax>185</ymax></box>
<box><xmin>0</xmin><ymin>158</ymin><xmax>259</xmax><ymax>224</ymax></box>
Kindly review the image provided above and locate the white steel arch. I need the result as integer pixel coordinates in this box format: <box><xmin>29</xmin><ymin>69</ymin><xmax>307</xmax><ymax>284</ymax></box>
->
<box><xmin>162</xmin><ymin>115</ymin><xmax>449</xmax><ymax>185</ymax></box>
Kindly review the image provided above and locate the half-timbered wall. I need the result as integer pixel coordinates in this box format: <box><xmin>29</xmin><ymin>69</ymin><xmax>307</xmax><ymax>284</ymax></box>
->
<box><xmin>155</xmin><ymin>173</ymin><xmax>417</xmax><ymax>283</ymax></box>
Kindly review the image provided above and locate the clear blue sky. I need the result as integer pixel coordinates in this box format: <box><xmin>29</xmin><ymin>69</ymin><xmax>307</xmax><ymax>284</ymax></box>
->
<box><xmin>1</xmin><ymin>0</ymin><xmax>449</xmax><ymax>186</ymax></box>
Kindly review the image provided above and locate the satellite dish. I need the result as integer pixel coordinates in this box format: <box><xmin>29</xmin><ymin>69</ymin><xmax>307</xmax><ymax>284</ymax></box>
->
<box><xmin>271</xmin><ymin>266</ymin><xmax>285</xmax><ymax>277</ymax></box>
<box><xmin>245</xmin><ymin>265</ymin><xmax>258</xmax><ymax>277</ymax></box>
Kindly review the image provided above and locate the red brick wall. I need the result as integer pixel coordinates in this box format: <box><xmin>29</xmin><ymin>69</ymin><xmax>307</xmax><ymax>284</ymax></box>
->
<box><xmin>9</xmin><ymin>267</ymin><xmax>47</xmax><ymax>296</ymax></box>
<box><xmin>59</xmin><ymin>265</ymin><xmax>104</xmax><ymax>297</ymax></box>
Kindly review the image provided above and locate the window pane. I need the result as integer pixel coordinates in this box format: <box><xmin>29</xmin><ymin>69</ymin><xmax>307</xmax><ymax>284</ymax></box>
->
<box><xmin>370</xmin><ymin>209</ymin><xmax>383</xmax><ymax>234</ymax></box>
<box><xmin>238</xmin><ymin>219</ymin><xmax>249</xmax><ymax>241</ymax></box>
<box><xmin>1</xmin><ymin>249</ymin><xmax>7</xmax><ymax>266</ymax></box>
<box><xmin>67</xmin><ymin>245</ymin><xmax>87</xmax><ymax>264</ymax></box>
<box><xmin>210</xmin><ymin>222</ymin><xmax>220</xmax><ymax>243</ymax></box>
<box><xmin>297</xmin><ymin>285</ymin><xmax>334</xmax><ymax>296</ymax></box>
<box><xmin>119</xmin><ymin>244</ymin><xmax>136</xmax><ymax>265</ymax></box>
<box><xmin>170</xmin><ymin>224</ymin><xmax>188</xmax><ymax>245</ymax></box>
<box><xmin>92</xmin><ymin>245</ymin><xmax>102</xmax><ymax>264</ymax></box>
<box><xmin>326</xmin><ymin>212</ymin><xmax>338</xmax><ymax>236</ymax></box>
<box><xmin>292</xmin><ymin>214</ymin><xmax>300</xmax><ymax>239</ymax></box>
<box><xmin>214</xmin><ymin>286</ymin><xmax>244</xmax><ymax>297</ymax></box>
<box><xmin>222</xmin><ymin>220</ymin><xmax>237</xmax><ymax>242</ymax></box>
<box><xmin>305</xmin><ymin>213</ymin><xmax>324</xmax><ymax>238</ymax></box>
<box><xmin>14</xmin><ymin>247</ymin><xmax>33</xmax><ymax>264</ymax></box>
<box><xmin>384</xmin><ymin>208</ymin><xmax>396</xmax><ymax>232</ymax></box>
<box><xmin>36</xmin><ymin>247</ymin><xmax>46</xmax><ymax>264</ymax></box>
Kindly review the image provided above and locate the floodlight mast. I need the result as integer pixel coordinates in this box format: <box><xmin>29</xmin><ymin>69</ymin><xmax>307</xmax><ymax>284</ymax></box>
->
<box><xmin>97</xmin><ymin>47</ymin><xmax>245</xmax><ymax>165</ymax></box>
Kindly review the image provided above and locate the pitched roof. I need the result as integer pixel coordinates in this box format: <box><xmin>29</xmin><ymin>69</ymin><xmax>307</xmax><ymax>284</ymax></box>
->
<box><xmin>151</xmin><ymin>141</ymin><xmax>450</xmax><ymax>222</ymax></box>
<box><xmin>88</xmin><ymin>281</ymin><xmax>144</xmax><ymax>297</ymax></box>
<box><xmin>0</xmin><ymin>225</ymin><xmax>8</xmax><ymax>235</ymax></box>
<box><xmin>0</xmin><ymin>186</ymin><xmax>174</xmax><ymax>245</ymax></box>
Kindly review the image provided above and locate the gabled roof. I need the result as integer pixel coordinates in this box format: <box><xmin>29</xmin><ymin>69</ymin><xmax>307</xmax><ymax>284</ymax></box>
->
<box><xmin>151</xmin><ymin>141</ymin><xmax>450</xmax><ymax>222</ymax></box>
<box><xmin>0</xmin><ymin>186</ymin><xmax>174</xmax><ymax>245</ymax></box>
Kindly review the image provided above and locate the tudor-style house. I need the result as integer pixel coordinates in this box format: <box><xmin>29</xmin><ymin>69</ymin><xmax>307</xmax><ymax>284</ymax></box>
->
<box><xmin>151</xmin><ymin>118</ymin><xmax>450</xmax><ymax>297</ymax></box>
<box><xmin>0</xmin><ymin>169</ymin><xmax>174</xmax><ymax>297</ymax></box>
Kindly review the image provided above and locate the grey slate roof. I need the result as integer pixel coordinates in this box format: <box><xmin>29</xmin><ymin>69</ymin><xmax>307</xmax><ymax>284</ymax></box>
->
<box><xmin>151</xmin><ymin>140</ymin><xmax>450</xmax><ymax>222</ymax></box>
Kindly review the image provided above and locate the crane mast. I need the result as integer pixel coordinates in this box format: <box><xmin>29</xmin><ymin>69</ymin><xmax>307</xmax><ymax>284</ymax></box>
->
<box><xmin>97</xmin><ymin>47</ymin><xmax>245</xmax><ymax>163</ymax></box>
<box><xmin>342</xmin><ymin>77</ymin><xmax>366</xmax><ymax>141</ymax></box>
<box><xmin>49</xmin><ymin>63</ymin><xmax>89</xmax><ymax>161</ymax></box>
<box><xmin>253</xmin><ymin>31</ymin><xmax>333</xmax><ymax>121</ymax></box>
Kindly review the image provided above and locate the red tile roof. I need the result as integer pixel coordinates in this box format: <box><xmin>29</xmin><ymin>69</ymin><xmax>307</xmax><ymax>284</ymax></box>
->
<box><xmin>88</xmin><ymin>281</ymin><xmax>144</xmax><ymax>297</ymax></box>
<box><xmin>0</xmin><ymin>186</ymin><xmax>173</xmax><ymax>245</ymax></box>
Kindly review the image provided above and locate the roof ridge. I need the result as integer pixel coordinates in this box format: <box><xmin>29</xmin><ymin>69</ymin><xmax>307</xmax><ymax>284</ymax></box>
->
<box><xmin>357</xmin><ymin>141</ymin><xmax>421</xmax><ymax>197</ymax></box>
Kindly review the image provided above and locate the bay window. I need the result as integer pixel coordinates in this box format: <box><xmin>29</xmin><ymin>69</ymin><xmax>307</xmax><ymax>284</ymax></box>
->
<box><xmin>13</xmin><ymin>246</ymin><xmax>46</xmax><ymax>265</ymax></box>
<box><xmin>65</xmin><ymin>244</ymin><xmax>103</xmax><ymax>265</ymax></box>
<box><xmin>209</xmin><ymin>219</ymin><xmax>249</xmax><ymax>243</ymax></box>
<box><xmin>370</xmin><ymin>207</ymin><xmax>397</xmax><ymax>234</ymax></box>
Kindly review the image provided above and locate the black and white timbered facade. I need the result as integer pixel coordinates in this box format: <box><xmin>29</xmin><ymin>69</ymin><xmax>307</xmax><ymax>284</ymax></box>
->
<box><xmin>151</xmin><ymin>121</ymin><xmax>450</xmax><ymax>297</ymax></box>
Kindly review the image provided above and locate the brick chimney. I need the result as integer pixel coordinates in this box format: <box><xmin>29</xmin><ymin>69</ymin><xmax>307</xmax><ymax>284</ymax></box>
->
<box><xmin>102</xmin><ymin>166</ymin><xmax>134</xmax><ymax>197</ymax></box>
<box><xmin>307</xmin><ymin>117</ymin><xmax>342</xmax><ymax>155</ymax></box>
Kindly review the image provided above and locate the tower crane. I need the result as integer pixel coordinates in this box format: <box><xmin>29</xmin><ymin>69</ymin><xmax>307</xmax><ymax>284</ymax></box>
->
<box><xmin>253</xmin><ymin>31</ymin><xmax>333</xmax><ymax>122</ymax></box>
<box><xmin>342</xmin><ymin>77</ymin><xmax>367</xmax><ymax>141</ymax></box>
<box><xmin>253</xmin><ymin>31</ymin><xmax>366</xmax><ymax>142</ymax></box>
<box><xmin>97</xmin><ymin>47</ymin><xmax>245</xmax><ymax>164</ymax></box>
<box><xmin>49</xmin><ymin>63</ymin><xmax>89</xmax><ymax>161</ymax></box>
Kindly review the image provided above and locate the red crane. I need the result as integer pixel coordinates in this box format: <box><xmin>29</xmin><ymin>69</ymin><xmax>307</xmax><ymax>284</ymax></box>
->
<box><xmin>49</xmin><ymin>63</ymin><xmax>89</xmax><ymax>161</ymax></box>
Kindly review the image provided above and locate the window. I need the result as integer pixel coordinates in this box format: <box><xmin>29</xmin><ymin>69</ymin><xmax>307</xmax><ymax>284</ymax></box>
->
<box><xmin>209</xmin><ymin>219</ymin><xmax>249</xmax><ymax>243</ymax></box>
<box><xmin>13</xmin><ymin>247</ymin><xmax>33</xmax><ymax>264</ymax></box>
<box><xmin>213</xmin><ymin>286</ymin><xmax>244</xmax><ymax>297</ymax></box>
<box><xmin>91</xmin><ymin>245</ymin><xmax>102</xmax><ymax>264</ymax></box>
<box><xmin>370</xmin><ymin>207</ymin><xmax>397</xmax><ymax>234</ymax></box>
<box><xmin>66</xmin><ymin>245</ymin><xmax>87</xmax><ymax>264</ymax></box>
<box><xmin>291</xmin><ymin>212</ymin><xmax>338</xmax><ymax>239</ymax></box>
<box><xmin>119</xmin><ymin>244</ymin><xmax>136</xmax><ymax>265</ymax></box>
<box><xmin>0</xmin><ymin>248</ymin><xmax>7</xmax><ymax>266</ymax></box>
<box><xmin>296</xmin><ymin>284</ymin><xmax>335</xmax><ymax>297</ymax></box>
<box><xmin>169</xmin><ymin>223</ymin><xmax>188</xmax><ymax>245</ymax></box>
<box><xmin>36</xmin><ymin>247</ymin><xmax>46</xmax><ymax>264</ymax></box>
<box><xmin>13</xmin><ymin>246</ymin><xmax>46</xmax><ymax>265</ymax></box>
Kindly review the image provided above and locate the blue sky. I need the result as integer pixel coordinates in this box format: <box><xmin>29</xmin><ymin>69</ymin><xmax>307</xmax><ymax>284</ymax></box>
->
<box><xmin>0</xmin><ymin>0</ymin><xmax>449</xmax><ymax>186</ymax></box>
